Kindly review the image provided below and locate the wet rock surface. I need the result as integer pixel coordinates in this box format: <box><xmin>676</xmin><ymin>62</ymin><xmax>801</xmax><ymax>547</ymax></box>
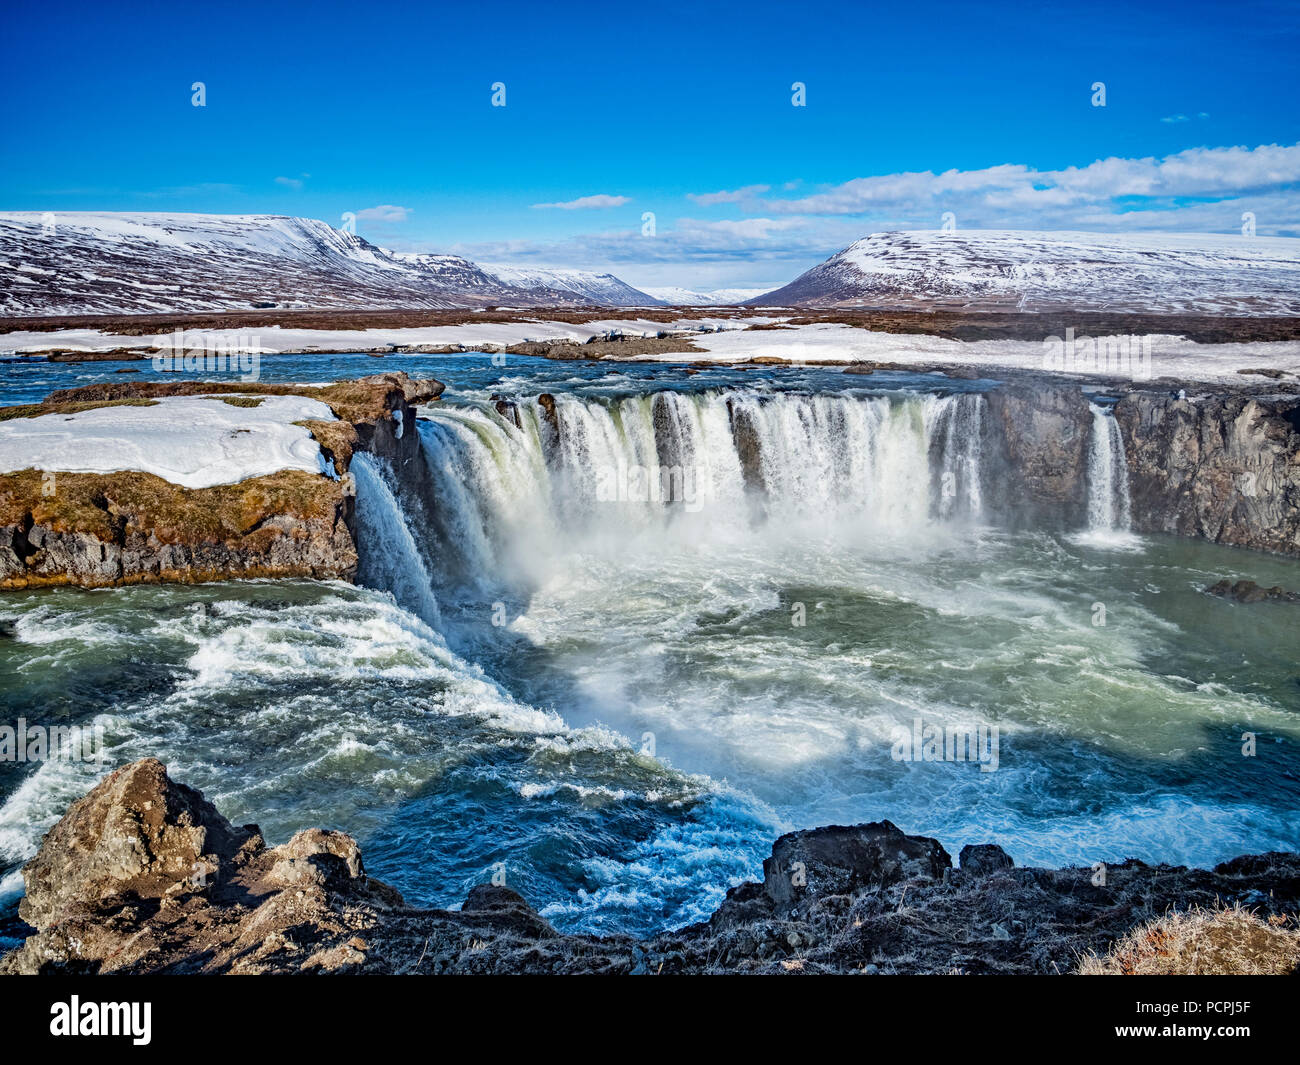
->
<box><xmin>982</xmin><ymin>383</ymin><xmax>1093</xmax><ymax>528</ymax></box>
<box><xmin>1205</xmin><ymin>578</ymin><xmax>1300</xmax><ymax>603</ymax></box>
<box><xmin>5</xmin><ymin>760</ymin><xmax>1298</xmax><ymax>975</ymax></box>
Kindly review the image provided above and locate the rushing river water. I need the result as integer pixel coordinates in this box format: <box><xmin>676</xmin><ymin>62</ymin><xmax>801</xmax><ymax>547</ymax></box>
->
<box><xmin>2</xmin><ymin>352</ymin><xmax>1298</xmax><ymax>943</ymax></box>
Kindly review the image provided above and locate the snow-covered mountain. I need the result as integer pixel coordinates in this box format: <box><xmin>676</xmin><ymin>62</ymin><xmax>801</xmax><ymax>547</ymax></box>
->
<box><xmin>753</xmin><ymin>230</ymin><xmax>1300</xmax><ymax>314</ymax></box>
<box><xmin>482</xmin><ymin>264</ymin><xmax>659</xmax><ymax>306</ymax></box>
<box><xmin>0</xmin><ymin>212</ymin><xmax>659</xmax><ymax>316</ymax></box>
<box><xmin>643</xmin><ymin>286</ymin><xmax>770</xmax><ymax>306</ymax></box>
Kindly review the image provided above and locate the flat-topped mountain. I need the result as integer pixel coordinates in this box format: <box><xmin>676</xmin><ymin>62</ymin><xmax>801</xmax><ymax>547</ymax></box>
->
<box><xmin>753</xmin><ymin>230</ymin><xmax>1300</xmax><ymax>314</ymax></box>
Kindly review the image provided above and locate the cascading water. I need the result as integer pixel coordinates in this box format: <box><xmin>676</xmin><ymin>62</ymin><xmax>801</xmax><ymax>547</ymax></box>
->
<box><xmin>930</xmin><ymin>391</ymin><xmax>985</xmax><ymax>522</ymax></box>
<box><xmin>1085</xmin><ymin>402</ymin><xmax>1132</xmax><ymax>533</ymax></box>
<box><xmin>351</xmin><ymin>452</ymin><xmax>443</xmax><ymax>628</ymax></box>
<box><xmin>417</xmin><ymin>388</ymin><xmax>988</xmax><ymax>588</ymax></box>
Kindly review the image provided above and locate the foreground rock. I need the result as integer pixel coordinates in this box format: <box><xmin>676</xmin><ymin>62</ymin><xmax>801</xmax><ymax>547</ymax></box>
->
<box><xmin>0</xmin><ymin>373</ymin><xmax>442</xmax><ymax>588</ymax></box>
<box><xmin>4</xmin><ymin>760</ymin><xmax>1297</xmax><ymax>975</ymax></box>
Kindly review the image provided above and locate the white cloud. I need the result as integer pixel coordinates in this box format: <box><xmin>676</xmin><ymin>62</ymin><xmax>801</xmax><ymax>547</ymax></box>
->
<box><xmin>531</xmin><ymin>194</ymin><xmax>630</xmax><ymax>210</ymax></box>
<box><xmin>758</xmin><ymin>143</ymin><xmax>1300</xmax><ymax>220</ymax></box>
<box><xmin>275</xmin><ymin>173</ymin><xmax>310</xmax><ymax>190</ymax></box>
<box><xmin>356</xmin><ymin>204</ymin><xmax>412</xmax><ymax>224</ymax></box>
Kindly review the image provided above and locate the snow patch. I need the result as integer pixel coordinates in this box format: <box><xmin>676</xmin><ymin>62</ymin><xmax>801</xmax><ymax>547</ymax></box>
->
<box><xmin>0</xmin><ymin>394</ymin><xmax>336</xmax><ymax>488</ymax></box>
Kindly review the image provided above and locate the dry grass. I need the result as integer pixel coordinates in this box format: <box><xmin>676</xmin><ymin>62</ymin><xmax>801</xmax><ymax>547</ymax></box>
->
<box><xmin>26</xmin><ymin>373</ymin><xmax>438</xmax><ymax>429</ymax></box>
<box><xmin>0</xmin><ymin>398</ymin><xmax>159</xmax><ymax>421</ymax></box>
<box><xmin>0</xmin><ymin>306</ymin><xmax>758</xmax><ymax>337</ymax></box>
<box><xmin>297</xmin><ymin>418</ymin><xmax>360</xmax><ymax>471</ymax></box>
<box><xmin>1078</xmin><ymin>904</ymin><xmax>1300</xmax><ymax>975</ymax></box>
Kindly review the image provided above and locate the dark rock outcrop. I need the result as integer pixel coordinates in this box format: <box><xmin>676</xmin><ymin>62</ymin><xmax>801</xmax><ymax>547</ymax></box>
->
<box><xmin>1114</xmin><ymin>391</ymin><xmax>1300</xmax><ymax>555</ymax></box>
<box><xmin>960</xmin><ymin>843</ymin><xmax>1015</xmax><ymax>874</ymax></box>
<box><xmin>6</xmin><ymin>760</ymin><xmax>1299</xmax><ymax>975</ymax></box>
<box><xmin>763</xmin><ymin>822</ymin><xmax>951</xmax><ymax>909</ymax></box>
<box><xmin>1205</xmin><ymin>578</ymin><xmax>1300</xmax><ymax>603</ymax></box>
<box><xmin>725</xmin><ymin>397</ymin><xmax>765</xmax><ymax>495</ymax></box>
<box><xmin>17</xmin><ymin>758</ymin><xmax>255</xmax><ymax>931</ymax></box>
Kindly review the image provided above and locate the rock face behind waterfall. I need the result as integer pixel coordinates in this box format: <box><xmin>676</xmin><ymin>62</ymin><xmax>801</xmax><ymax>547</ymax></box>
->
<box><xmin>1114</xmin><ymin>391</ymin><xmax>1300</xmax><ymax>555</ymax></box>
<box><xmin>982</xmin><ymin>383</ymin><xmax>1093</xmax><ymax>528</ymax></box>
<box><xmin>6</xmin><ymin>759</ymin><xmax>1300</xmax><ymax>975</ymax></box>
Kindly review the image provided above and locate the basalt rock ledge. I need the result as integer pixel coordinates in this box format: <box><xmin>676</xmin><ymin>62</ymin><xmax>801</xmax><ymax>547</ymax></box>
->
<box><xmin>3</xmin><ymin>760</ymin><xmax>1297</xmax><ymax>975</ymax></box>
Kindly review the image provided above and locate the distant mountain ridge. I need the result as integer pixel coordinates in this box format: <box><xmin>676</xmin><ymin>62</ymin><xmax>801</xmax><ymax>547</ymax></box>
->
<box><xmin>641</xmin><ymin>286</ymin><xmax>771</xmax><ymax>306</ymax></box>
<box><xmin>481</xmin><ymin>264</ymin><xmax>658</xmax><ymax>307</ymax></box>
<box><xmin>0</xmin><ymin>212</ymin><xmax>661</xmax><ymax>316</ymax></box>
<box><xmin>752</xmin><ymin>230</ymin><xmax>1300</xmax><ymax>314</ymax></box>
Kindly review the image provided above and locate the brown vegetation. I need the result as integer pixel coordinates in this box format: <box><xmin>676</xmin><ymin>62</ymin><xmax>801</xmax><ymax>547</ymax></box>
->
<box><xmin>0</xmin><ymin>397</ymin><xmax>160</xmax><ymax>421</ymax></box>
<box><xmin>1078</xmin><ymin>905</ymin><xmax>1300</xmax><ymax>975</ymax></box>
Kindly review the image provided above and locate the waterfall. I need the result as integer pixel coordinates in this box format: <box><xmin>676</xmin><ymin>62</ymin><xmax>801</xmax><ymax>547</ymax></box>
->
<box><xmin>1086</xmin><ymin>402</ymin><xmax>1132</xmax><ymax>533</ymax></box>
<box><xmin>417</xmin><ymin>389</ymin><xmax>988</xmax><ymax>586</ymax></box>
<box><xmin>930</xmin><ymin>392</ymin><xmax>985</xmax><ymax>522</ymax></box>
<box><xmin>351</xmin><ymin>452</ymin><xmax>443</xmax><ymax>628</ymax></box>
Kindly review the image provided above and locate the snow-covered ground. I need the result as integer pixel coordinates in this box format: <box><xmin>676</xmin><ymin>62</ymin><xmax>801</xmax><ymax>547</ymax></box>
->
<box><xmin>0</xmin><ymin>316</ymin><xmax>762</xmax><ymax>355</ymax></box>
<box><xmin>650</xmin><ymin>322</ymin><xmax>1300</xmax><ymax>385</ymax></box>
<box><xmin>0</xmin><ymin>394</ymin><xmax>335</xmax><ymax>488</ymax></box>
<box><xmin>3</xmin><ymin>318</ymin><xmax>1297</xmax><ymax>386</ymax></box>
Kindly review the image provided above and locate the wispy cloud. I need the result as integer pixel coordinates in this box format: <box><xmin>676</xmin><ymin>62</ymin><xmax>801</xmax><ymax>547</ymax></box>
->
<box><xmin>141</xmin><ymin>182</ymin><xmax>241</xmax><ymax>199</ymax></box>
<box><xmin>356</xmin><ymin>204</ymin><xmax>412</xmax><ymax>223</ymax></box>
<box><xmin>531</xmin><ymin>194</ymin><xmax>630</xmax><ymax>210</ymax></box>
<box><xmin>687</xmin><ymin>184</ymin><xmax>771</xmax><ymax>206</ymax></box>
<box><xmin>275</xmin><ymin>173</ymin><xmax>310</xmax><ymax>190</ymax></box>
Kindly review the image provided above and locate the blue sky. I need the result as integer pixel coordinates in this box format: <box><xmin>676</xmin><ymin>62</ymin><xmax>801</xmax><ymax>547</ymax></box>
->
<box><xmin>3</xmin><ymin>0</ymin><xmax>1298</xmax><ymax>288</ymax></box>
